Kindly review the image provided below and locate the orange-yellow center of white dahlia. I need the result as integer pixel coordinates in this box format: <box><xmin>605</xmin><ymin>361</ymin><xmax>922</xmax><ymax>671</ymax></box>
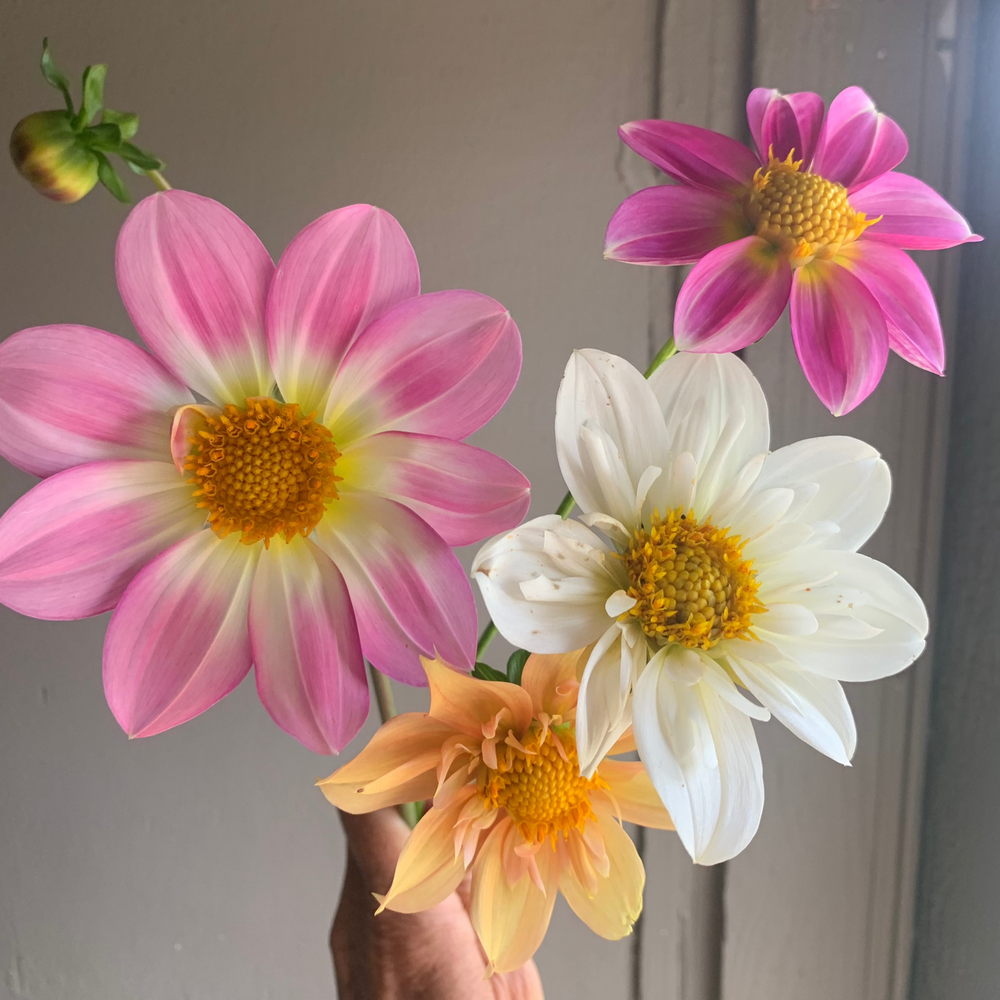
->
<box><xmin>186</xmin><ymin>397</ymin><xmax>341</xmax><ymax>546</ymax></box>
<box><xmin>479</xmin><ymin>725</ymin><xmax>606</xmax><ymax>845</ymax></box>
<box><xmin>744</xmin><ymin>153</ymin><xmax>877</xmax><ymax>263</ymax></box>
<box><xmin>621</xmin><ymin>508</ymin><xmax>763</xmax><ymax>650</ymax></box>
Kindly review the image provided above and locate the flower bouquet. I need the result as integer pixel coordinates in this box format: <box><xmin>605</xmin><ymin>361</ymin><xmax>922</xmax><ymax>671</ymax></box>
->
<box><xmin>0</xmin><ymin>40</ymin><xmax>979</xmax><ymax>993</ymax></box>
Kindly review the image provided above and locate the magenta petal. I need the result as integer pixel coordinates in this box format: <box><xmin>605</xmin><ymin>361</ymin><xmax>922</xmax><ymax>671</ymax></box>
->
<box><xmin>117</xmin><ymin>191</ymin><xmax>274</xmax><ymax>404</ymax></box>
<box><xmin>839</xmin><ymin>241</ymin><xmax>944</xmax><ymax>374</ymax></box>
<box><xmin>249</xmin><ymin>538</ymin><xmax>367</xmax><ymax>754</ymax></box>
<box><xmin>604</xmin><ymin>185</ymin><xmax>740</xmax><ymax>265</ymax></box>
<box><xmin>0</xmin><ymin>460</ymin><xmax>203</xmax><ymax>620</ymax></box>
<box><xmin>0</xmin><ymin>326</ymin><xmax>192</xmax><ymax>477</ymax></box>
<box><xmin>850</xmin><ymin>172</ymin><xmax>982</xmax><ymax>250</ymax></box>
<box><xmin>313</xmin><ymin>495</ymin><xmax>476</xmax><ymax>684</ymax></box>
<box><xmin>618</xmin><ymin>120</ymin><xmax>759</xmax><ymax>194</ymax></box>
<box><xmin>674</xmin><ymin>236</ymin><xmax>792</xmax><ymax>353</ymax></box>
<box><xmin>746</xmin><ymin>88</ymin><xmax>825</xmax><ymax>166</ymax></box>
<box><xmin>266</xmin><ymin>204</ymin><xmax>420</xmax><ymax>416</ymax></box>
<box><xmin>325</xmin><ymin>290</ymin><xmax>521</xmax><ymax>444</ymax></box>
<box><xmin>812</xmin><ymin>87</ymin><xmax>908</xmax><ymax>189</ymax></box>
<box><xmin>340</xmin><ymin>431</ymin><xmax>530</xmax><ymax>547</ymax></box>
<box><xmin>103</xmin><ymin>532</ymin><xmax>258</xmax><ymax>738</ymax></box>
<box><xmin>790</xmin><ymin>261</ymin><xmax>889</xmax><ymax>416</ymax></box>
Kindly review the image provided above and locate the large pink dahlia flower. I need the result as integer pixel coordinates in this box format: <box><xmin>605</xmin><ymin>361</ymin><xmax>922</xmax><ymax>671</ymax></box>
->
<box><xmin>605</xmin><ymin>86</ymin><xmax>981</xmax><ymax>415</ymax></box>
<box><xmin>0</xmin><ymin>191</ymin><xmax>529</xmax><ymax>754</ymax></box>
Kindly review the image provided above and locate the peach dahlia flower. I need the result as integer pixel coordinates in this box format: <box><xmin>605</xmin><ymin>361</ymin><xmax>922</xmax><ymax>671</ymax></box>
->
<box><xmin>320</xmin><ymin>652</ymin><xmax>673</xmax><ymax>975</ymax></box>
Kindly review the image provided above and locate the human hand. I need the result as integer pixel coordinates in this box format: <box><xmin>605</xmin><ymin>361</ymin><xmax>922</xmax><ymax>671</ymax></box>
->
<box><xmin>331</xmin><ymin>808</ymin><xmax>545</xmax><ymax>1000</ymax></box>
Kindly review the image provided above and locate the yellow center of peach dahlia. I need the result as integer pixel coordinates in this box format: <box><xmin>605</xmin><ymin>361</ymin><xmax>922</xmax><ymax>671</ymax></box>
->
<box><xmin>186</xmin><ymin>397</ymin><xmax>341</xmax><ymax>546</ymax></box>
<box><xmin>480</xmin><ymin>725</ymin><xmax>606</xmax><ymax>845</ymax></box>
<box><xmin>621</xmin><ymin>508</ymin><xmax>763</xmax><ymax>650</ymax></box>
<box><xmin>744</xmin><ymin>153</ymin><xmax>877</xmax><ymax>263</ymax></box>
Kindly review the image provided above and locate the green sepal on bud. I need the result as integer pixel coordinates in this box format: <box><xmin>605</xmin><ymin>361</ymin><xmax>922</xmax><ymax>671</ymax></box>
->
<box><xmin>10</xmin><ymin>39</ymin><xmax>165</xmax><ymax>204</ymax></box>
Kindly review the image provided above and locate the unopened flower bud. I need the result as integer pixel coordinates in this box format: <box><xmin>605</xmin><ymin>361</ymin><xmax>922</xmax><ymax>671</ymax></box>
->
<box><xmin>10</xmin><ymin>110</ymin><xmax>99</xmax><ymax>203</ymax></box>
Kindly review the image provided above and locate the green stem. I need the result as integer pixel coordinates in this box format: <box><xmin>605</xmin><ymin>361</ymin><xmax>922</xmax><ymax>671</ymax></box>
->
<box><xmin>475</xmin><ymin>335</ymin><xmax>678</xmax><ymax>660</ymax></box>
<box><xmin>368</xmin><ymin>663</ymin><xmax>422</xmax><ymax>828</ymax></box>
<box><xmin>476</xmin><ymin>621</ymin><xmax>498</xmax><ymax>660</ymax></box>
<box><xmin>146</xmin><ymin>169</ymin><xmax>172</xmax><ymax>191</ymax></box>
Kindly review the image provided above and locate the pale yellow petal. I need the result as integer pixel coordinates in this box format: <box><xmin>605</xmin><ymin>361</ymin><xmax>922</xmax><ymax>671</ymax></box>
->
<box><xmin>424</xmin><ymin>655</ymin><xmax>533</xmax><ymax>737</ymax></box>
<box><xmin>598</xmin><ymin>761</ymin><xmax>675</xmax><ymax>830</ymax></box>
<box><xmin>558</xmin><ymin>802</ymin><xmax>644</xmax><ymax>940</ymax></box>
<box><xmin>521</xmin><ymin>650</ymin><xmax>587</xmax><ymax>717</ymax></box>
<box><xmin>317</xmin><ymin>712</ymin><xmax>453</xmax><ymax>812</ymax></box>
<box><xmin>377</xmin><ymin>787</ymin><xmax>479</xmax><ymax>914</ymax></box>
<box><xmin>470</xmin><ymin>819</ymin><xmax>560</xmax><ymax>975</ymax></box>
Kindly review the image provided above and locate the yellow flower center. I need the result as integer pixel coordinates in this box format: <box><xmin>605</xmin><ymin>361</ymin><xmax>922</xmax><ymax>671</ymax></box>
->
<box><xmin>744</xmin><ymin>153</ymin><xmax>878</xmax><ymax>264</ymax></box>
<box><xmin>186</xmin><ymin>397</ymin><xmax>341</xmax><ymax>546</ymax></box>
<box><xmin>480</xmin><ymin>726</ymin><xmax>606</xmax><ymax>845</ymax></box>
<box><xmin>621</xmin><ymin>508</ymin><xmax>763</xmax><ymax>650</ymax></box>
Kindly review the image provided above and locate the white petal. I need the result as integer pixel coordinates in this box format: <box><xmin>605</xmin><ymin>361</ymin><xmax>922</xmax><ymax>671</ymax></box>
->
<box><xmin>729</xmin><ymin>651</ymin><xmax>856</xmax><ymax>764</ymax></box>
<box><xmin>576</xmin><ymin>624</ymin><xmax>644</xmax><ymax>775</ymax></box>
<box><xmin>555</xmin><ymin>350</ymin><xmax>668</xmax><ymax>526</ymax></box>
<box><xmin>647</xmin><ymin>352</ymin><xmax>769</xmax><ymax>514</ymax></box>
<box><xmin>578</xmin><ymin>511</ymin><xmax>631</xmax><ymax>548</ymax></box>
<box><xmin>605</xmin><ymin>589</ymin><xmax>638</xmax><ymax>617</ymax></box>
<box><xmin>751</xmin><ymin>436</ymin><xmax>891</xmax><ymax>551</ymax></box>
<box><xmin>473</xmin><ymin>515</ymin><xmax>623</xmax><ymax>653</ymax></box>
<box><xmin>725</xmin><ymin>487</ymin><xmax>795</xmax><ymax>540</ymax></box>
<box><xmin>755</xmin><ymin>602</ymin><xmax>819</xmax><ymax>636</ymax></box>
<box><xmin>633</xmin><ymin>647</ymin><xmax>764</xmax><ymax>865</ymax></box>
<box><xmin>755</xmin><ymin>550</ymin><xmax>927</xmax><ymax>681</ymax></box>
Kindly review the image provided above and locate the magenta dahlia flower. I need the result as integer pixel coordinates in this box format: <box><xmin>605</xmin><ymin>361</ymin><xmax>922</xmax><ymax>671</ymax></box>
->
<box><xmin>605</xmin><ymin>86</ymin><xmax>981</xmax><ymax>414</ymax></box>
<box><xmin>0</xmin><ymin>191</ymin><xmax>529</xmax><ymax>753</ymax></box>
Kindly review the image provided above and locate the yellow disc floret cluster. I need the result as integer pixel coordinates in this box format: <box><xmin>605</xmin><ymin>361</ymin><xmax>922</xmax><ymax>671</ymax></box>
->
<box><xmin>186</xmin><ymin>397</ymin><xmax>341</xmax><ymax>546</ymax></box>
<box><xmin>744</xmin><ymin>152</ymin><xmax>878</xmax><ymax>264</ymax></box>
<box><xmin>480</xmin><ymin>725</ymin><xmax>606</xmax><ymax>845</ymax></box>
<box><xmin>621</xmin><ymin>508</ymin><xmax>763</xmax><ymax>650</ymax></box>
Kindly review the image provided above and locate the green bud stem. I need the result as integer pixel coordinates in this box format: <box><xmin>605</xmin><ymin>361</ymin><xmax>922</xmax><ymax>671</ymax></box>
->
<box><xmin>147</xmin><ymin>169</ymin><xmax>172</xmax><ymax>191</ymax></box>
<box><xmin>474</xmin><ymin>336</ymin><xmax>678</xmax><ymax>660</ymax></box>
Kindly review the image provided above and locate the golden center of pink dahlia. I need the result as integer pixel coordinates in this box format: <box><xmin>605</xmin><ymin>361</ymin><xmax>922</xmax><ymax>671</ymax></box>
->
<box><xmin>186</xmin><ymin>397</ymin><xmax>341</xmax><ymax>546</ymax></box>
<box><xmin>479</xmin><ymin>725</ymin><xmax>606</xmax><ymax>845</ymax></box>
<box><xmin>621</xmin><ymin>508</ymin><xmax>764</xmax><ymax>650</ymax></box>
<box><xmin>744</xmin><ymin>153</ymin><xmax>878</xmax><ymax>263</ymax></box>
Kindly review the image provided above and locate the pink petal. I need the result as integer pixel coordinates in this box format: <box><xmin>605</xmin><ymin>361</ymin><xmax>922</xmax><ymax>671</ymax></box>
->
<box><xmin>746</xmin><ymin>88</ymin><xmax>825</xmax><ymax>166</ymax></box>
<box><xmin>850</xmin><ymin>171</ymin><xmax>982</xmax><ymax>250</ymax></box>
<box><xmin>266</xmin><ymin>204</ymin><xmax>420</xmax><ymax>416</ymax></box>
<box><xmin>103</xmin><ymin>531</ymin><xmax>258</xmax><ymax>738</ymax></box>
<box><xmin>812</xmin><ymin>86</ymin><xmax>908</xmax><ymax>189</ymax></box>
<box><xmin>0</xmin><ymin>326</ymin><xmax>192</xmax><ymax>477</ymax></box>
<box><xmin>339</xmin><ymin>431</ymin><xmax>530</xmax><ymax>547</ymax></box>
<box><xmin>324</xmin><ymin>290</ymin><xmax>521</xmax><ymax>444</ymax></box>
<box><xmin>604</xmin><ymin>185</ymin><xmax>742</xmax><ymax>264</ymax></box>
<box><xmin>313</xmin><ymin>494</ymin><xmax>476</xmax><ymax>684</ymax></box>
<box><xmin>116</xmin><ymin>191</ymin><xmax>274</xmax><ymax>404</ymax></box>
<box><xmin>790</xmin><ymin>260</ymin><xmax>889</xmax><ymax>416</ymax></box>
<box><xmin>838</xmin><ymin>241</ymin><xmax>944</xmax><ymax>374</ymax></box>
<box><xmin>618</xmin><ymin>120</ymin><xmax>760</xmax><ymax>194</ymax></box>
<box><xmin>0</xmin><ymin>461</ymin><xmax>203</xmax><ymax>620</ymax></box>
<box><xmin>674</xmin><ymin>236</ymin><xmax>792</xmax><ymax>353</ymax></box>
<box><xmin>249</xmin><ymin>538</ymin><xmax>367</xmax><ymax>754</ymax></box>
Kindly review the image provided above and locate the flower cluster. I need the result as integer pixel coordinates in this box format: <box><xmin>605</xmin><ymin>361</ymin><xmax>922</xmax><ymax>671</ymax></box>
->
<box><xmin>0</xmin><ymin>80</ymin><xmax>972</xmax><ymax>978</ymax></box>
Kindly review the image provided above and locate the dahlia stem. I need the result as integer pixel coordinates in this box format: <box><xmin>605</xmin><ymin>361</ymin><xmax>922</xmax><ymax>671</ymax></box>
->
<box><xmin>147</xmin><ymin>169</ymin><xmax>172</xmax><ymax>191</ymax></box>
<box><xmin>368</xmin><ymin>663</ymin><xmax>422</xmax><ymax>828</ymax></box>
<box><xmin>369</xmin><ymin>662</ymin><xmax>396</xmax><ymax>723</ymax></box>
<box><xmin>474</xmin><ymin>336</ymin><xmax>678</xmax><ymax>660</ymax></box>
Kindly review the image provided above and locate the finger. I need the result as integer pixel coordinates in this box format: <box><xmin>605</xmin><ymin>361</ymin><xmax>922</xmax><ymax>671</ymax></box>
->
<box><xmin>339</xmin><ymin>806</ymin><xmax>411</xmax><ymax>888</ymax></box>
